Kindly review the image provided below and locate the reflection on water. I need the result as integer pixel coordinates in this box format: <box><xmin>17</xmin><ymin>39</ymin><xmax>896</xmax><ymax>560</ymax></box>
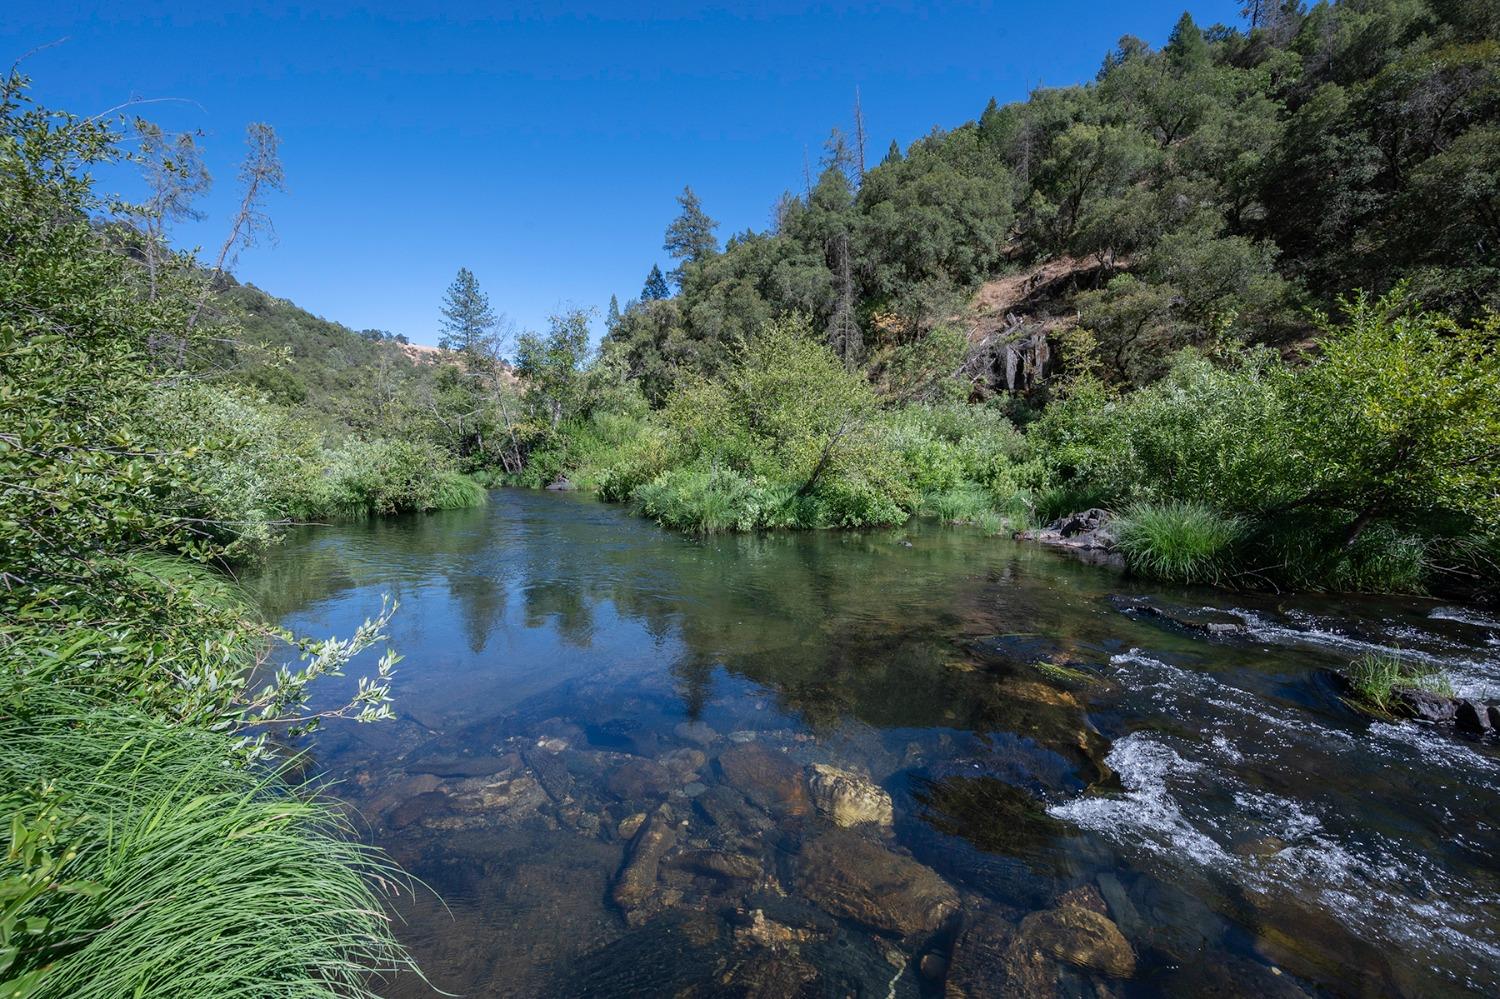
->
<box><xmin>248</xmin><ymin>490</ymin><xmax>1500</xmax><ymax>998</ymax></box>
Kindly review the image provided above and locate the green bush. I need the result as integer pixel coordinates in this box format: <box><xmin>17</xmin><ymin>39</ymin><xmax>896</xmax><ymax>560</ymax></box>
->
<box><xmin>1114</xmin><ymin>500</ymin><xmax>1244</xmax><ymax>584</ymax></box>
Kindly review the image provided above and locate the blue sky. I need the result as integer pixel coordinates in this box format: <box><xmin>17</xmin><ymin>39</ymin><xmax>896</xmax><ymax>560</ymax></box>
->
<box><xmin>4</xmin><ymin>1</ymin><xmax>1242</xmax><ymax>344</ymax></box>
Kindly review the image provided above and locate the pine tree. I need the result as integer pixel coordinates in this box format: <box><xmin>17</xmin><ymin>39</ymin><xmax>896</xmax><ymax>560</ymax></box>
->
<box><xmin>885</xmin><ymin>139</ymin><xmax>902</xmax><ymax>164</ymax></box>
<box><xmin>663</xmin><ymin>186</ymin><xmax>719</xmax><ymax>285</ymax></box>
<box><xmin>642</xmin><ymin>264</ymin><xmax>670</xmax><ymax>301</ymax></box>
<box><xmin>439</xmin><ymin>267</ymin><xmax>499</xmax><ymax>362</ymax></box>
<box><xmin>1165</xmin><ymin>12</ymin><xmax>1209</xmax><ymax>71</ymax></box>
<box><xmin>606</xmin><ymin>294</ymin><xmax>621</xmax><ymax>333</ymax></box>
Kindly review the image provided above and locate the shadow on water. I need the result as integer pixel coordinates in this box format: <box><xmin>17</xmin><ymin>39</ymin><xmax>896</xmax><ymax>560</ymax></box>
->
<box><xmin>246</xmin><ymin>490</ymin><xmax>1500</xmax><ymax>998</ymax></box>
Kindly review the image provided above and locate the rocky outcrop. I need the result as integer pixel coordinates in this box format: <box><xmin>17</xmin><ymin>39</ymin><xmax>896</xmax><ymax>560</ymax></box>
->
<box><xmin>807</xmin><ymin>764</ymin><xmax>893</xmax><ymax>828</ymax></box>
<box><xmin>1014</xmin><ymin>509</ymin><xmax>1124</xmax><ymax>568</ymax></box>
<box><xmin>796</xmin><ymin>828</ymin><xmax>958</xmax><ymax>938</ymax></box>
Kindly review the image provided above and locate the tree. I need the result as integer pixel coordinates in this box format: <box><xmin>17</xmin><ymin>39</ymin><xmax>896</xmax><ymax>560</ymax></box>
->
<box><xmin>642</xmin><ymin>264</ymin><xmax>670</xmax><ymax>301</ymax></box>
<box><xmin>186</xmin><ymin>123</ymin><xmax>283</xmax><ymax>334</ymax></box>
<box><xmin>133</xmin><ymin>120</ymin><xmax>210</xmax><ymax>301</ymax></box>
<box><xmin>515</xmin><ymin>308</ymin><xmax>594</xmax><ymax>429</ymax></box>
<box><xmin>663</xmin><ymin>186</ymin><xmax>720</xmax><ymax>285</ymax></box>
<box><xmin>606</xmin><ymin>294</ymin><xmax>622</xmax><ymax>333</ymax></box>
<box><xmin>438</xmin><ymin>267</ymin><xmax>499</xmax><ymax>361</ymax></box>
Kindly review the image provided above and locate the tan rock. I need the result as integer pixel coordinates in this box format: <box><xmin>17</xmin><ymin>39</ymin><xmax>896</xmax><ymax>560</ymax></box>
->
<box><xmin>807</xmin><ymin>763</ymin><xmax>894</xmax><ymax>827</ymax></box>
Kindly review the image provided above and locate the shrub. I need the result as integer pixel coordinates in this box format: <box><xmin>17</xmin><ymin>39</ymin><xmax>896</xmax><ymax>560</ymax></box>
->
<box><xmin>631</xmin><ymin>466</ymin><xmax>765</xmax><ymax>533</ymax></box>
<box><xmin>1114</xmin><ymin>500</ymin><xmax>1245</xmax><ymax>584</ymax></box>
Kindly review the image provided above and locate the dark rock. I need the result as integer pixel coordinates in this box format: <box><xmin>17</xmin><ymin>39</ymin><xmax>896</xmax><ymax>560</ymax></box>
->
<box><xmin>1110</xmin><ymin>596</ymin><xmax>1246</xmax><ymax>638</ymax></box>
<box><xmin>384</xmin><ymin>790</ymin><xmax>454</xmax><ymax>830</ymax></box>
<box><xmin>545</xmin><ymin>476</ymin><xmax>576</xmax><ymax>491</ymax></box>
<box><xmin>797</xmin><ymin>828</ymin><xmax>959</xmax><ymax>938</ymax></box>
<box><xmin>672</xmin><ymin>849</ymin><xmax>762</xmax><ymax>881</ymax></box>
<box><xmin>717</xmin><ymin>743</ymin><xmax>812</xmax><ymax>817</ymax></box>
<box><xmin>405</xmin><ymin>753</ymin><xmax>520</xmax><ymax>778</ymax></box>
<box><xmin>524</xmin><ymin>749</ymin><xmax>575</xmax><ymax>803</ymax></box>
<box><xmin>1014</xmin><ymin>509</ymin><xmax>1124</xmax><ymax>568</ymax></box>
<box><xmin>695</xmin><ymin>785</ymin><xmax>773</xmax><ymax>833</ymax></box>
<box><xmin>945</xmin><ymin>910</ymin><xmax>1017</xmax><ymax>998</ymax></box>
<box><xmin>919</xmin><ymin>952</ymin><xmax>948</xmax><ymax>981</ymax></box>
<box><xmin>1390</xmin><ymin>687</ymin><xmax>1459</xmax><ymax>724</ymax></box>
<box><xmin>1455</xmin><ymin>699</ymin><xmax>1494</xmax><ymax>736</ymax></box>
<box><xmin>719</xmin><ymin>949</ymin><xmax>819</xmax><ymax>998</ymax></box>
<box><xmin>1490</xmin><ymin>705</ymin><xmax>1500</xmax><ymax>730</ymax></box>
<box><xmin>612</xmin><ymin>812</ymin><xmax>677</xmax><ymax>924</ymax></box>
<box><xmin>605</xmin><ymin>758</ymin><xmax>675</xmax><ymax>801</ymax></box>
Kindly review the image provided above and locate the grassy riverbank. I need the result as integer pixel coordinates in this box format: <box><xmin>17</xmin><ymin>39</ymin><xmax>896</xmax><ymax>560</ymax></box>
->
<box><xmin>532</xmin><ymin>295</ymin><xmax>1499</xmax><ymax>596</ymax></box>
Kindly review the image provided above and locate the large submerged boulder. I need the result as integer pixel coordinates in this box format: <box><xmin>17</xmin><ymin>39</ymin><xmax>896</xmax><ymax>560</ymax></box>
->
<box><xmin>796</xmin><ymin>828</ymin><xmax>958</xmax><ymax>937</ymax></box>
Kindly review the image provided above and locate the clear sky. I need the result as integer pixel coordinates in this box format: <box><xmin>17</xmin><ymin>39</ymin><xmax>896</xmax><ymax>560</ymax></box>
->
<box><xmin>4</xmin><ymin>1</ymin><xmax>1242</xmax><ymax>344</ymax></box>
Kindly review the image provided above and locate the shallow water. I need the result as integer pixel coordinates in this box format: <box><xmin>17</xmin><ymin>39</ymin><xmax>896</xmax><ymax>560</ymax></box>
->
<box><xmin>249</xmin><ymin>490</ymin><xmax>1500</xmax><ymax>997</ymax></box>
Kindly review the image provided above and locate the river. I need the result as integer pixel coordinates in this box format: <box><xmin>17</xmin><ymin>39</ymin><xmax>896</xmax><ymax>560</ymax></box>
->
<box><xmin>248</xmin><ymin>489</ymin><xmax>1500</xmax><ymax>997</ymax></box>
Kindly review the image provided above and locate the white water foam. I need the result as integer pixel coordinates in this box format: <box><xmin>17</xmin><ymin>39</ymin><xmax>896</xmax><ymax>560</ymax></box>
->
<box><xmin>1230</xmin><ymin>607</ymin><xmax>1500</xmax><ymax>700</ymax></box>
<box><xmin>1048</xmin><ymin>653</ymin><xmax>1500</xmax><ymax>989</ymax></box>
<box><xmin>1430</xmin><ymin>606</ymin><xmax>1500</xmax><ymax>631</ymax></box>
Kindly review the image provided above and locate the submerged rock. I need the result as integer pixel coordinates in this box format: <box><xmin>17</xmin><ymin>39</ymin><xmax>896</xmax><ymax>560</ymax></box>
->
<box><xmin>612</xmin><ymin>811</ymin><xmax>677</xmax><ymax>925</ymax></box>
<box><xmin>605</xmin><ymin>757</ymin><xmax>676</xmax><ymax>801</ymax></box>
<box><xmin>1014</xmin><ymin>900</ymin><xmax>1135</xmax><ymax>978</ymax></box>
<box><xmin>695</xmin><ymin>785</ymin><xmax>774</xmax><ymax>834</ymax></box>
<box><xmin>945</xmin><ymin>892</ymin><xmax>1134</xmax><ymax>998</ymax></box>
<box><xmin>718</xmin><ymin>948</ymin><xmax>819</xmax><ymax>998</ymax></box>
<box><xmin>717</xmin><ymin>743</ymin><xmax>812</xmax><ymax>817</ymax></box>
<box><xmin>673</xmin><ymin>720</ymin><xmax>719</xmax><ymax>746</ymax></box>
<box><xmin>672</xmin><ymin>849</ymin><xmax>762</xmax><ymax>882</ymax></box>
<box><xmin>796</xmin><ymin>828</ymin><xmax>959</xmax><ymax>937</ymax></box>
<box><xmin>945</xmin><ymin>910</ymin><xmax>1018</xmax><ymax>999</ymax></box>
<box><xmin>807</xmin><ymin>764</ymin><xmax>894</xmax><ymax>828</ymax></box>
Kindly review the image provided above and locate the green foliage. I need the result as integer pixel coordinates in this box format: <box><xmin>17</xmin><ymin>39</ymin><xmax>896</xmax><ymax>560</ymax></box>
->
<box><xmin>1114</xmin><ymin>501</ymin><xmax>1245</xmax><ymax>584</ymax></box>
<box><xmin>1344</xmin><ymin>651</ymin><xmax>1453</xmax><ymax>714</ymax></box>
<box><xmin>2</xmin><ymin>73</ymin><xmax>423</xmax><ymax>993</ymax></box>
<box><xmin>0</xmin><ymin>688</ymin><xmax>415</xmax><ymax>999</ymax></box>
<box><xmin>1030</xmin><ymin>288</ymin><xmax>1499</xmax><ymax>591</ymax></box>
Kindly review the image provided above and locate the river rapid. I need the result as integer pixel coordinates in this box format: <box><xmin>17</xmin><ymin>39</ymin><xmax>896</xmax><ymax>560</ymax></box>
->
<box><xmin>248</xmin><ymin>489</ymin><xmax>1500</xmax><ymax>998</ymax></box>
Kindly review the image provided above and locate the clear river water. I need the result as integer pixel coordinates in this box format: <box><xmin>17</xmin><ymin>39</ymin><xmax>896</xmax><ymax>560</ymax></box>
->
<box><xmin>248</xmin><ymin>489</ymin><xmax>1500</xmax><ymax>998</ymax></box>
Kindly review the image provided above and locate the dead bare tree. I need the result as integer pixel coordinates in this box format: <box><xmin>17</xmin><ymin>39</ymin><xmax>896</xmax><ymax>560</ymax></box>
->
<box><xmin>853</xmin><ymin>86</ymin><xmax>867</xmax><ymax>183</ymax></box>
<box><xmin>185</xmin><ymin>122</ymin><xmax>284</xmax><ymax>334</ymax></box>
<box><xmin>134</xmin><ymin>120</ymin><xmax>211</xmax><ymax>302</ymax></box>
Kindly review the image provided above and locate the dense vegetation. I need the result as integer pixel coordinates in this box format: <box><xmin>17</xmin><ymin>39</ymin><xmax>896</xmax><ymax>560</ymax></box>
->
<box><xmin>4</xmin><ymin>1</ymin><xmax>1499</xmax><ymax>994</ymax></box>
<box><xmin>537</xmin><ymin>0</ymin><xmax>1499</xmax><ymax>596</ymax></box>
<box><xmin>0</xmin><ymin>73</ymin><xmax>442</xmax><ymax>996</ymax></box>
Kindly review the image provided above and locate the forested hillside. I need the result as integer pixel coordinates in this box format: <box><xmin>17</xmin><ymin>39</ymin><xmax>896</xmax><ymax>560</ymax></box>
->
<box><xmin>609</xmin><ymin>0</ymin><xmax>1499</xmax><ymax>396</ymax></box>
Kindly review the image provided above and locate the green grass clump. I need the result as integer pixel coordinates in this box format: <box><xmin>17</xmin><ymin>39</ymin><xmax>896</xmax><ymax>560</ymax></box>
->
<box><xmin>0</xmin><ymin>689</ymin><xmax>417</xmax><ymax>999</ymax></box>
<box><xmin>631</xmin><ymin>467</ymin><xmax>765</xmax><ymax>533</ymax></box>
<box><xmin>1344</xmin><ymin>651</ymin><xmax>1453</xmax><ymax>713</ymax></box>
<box><xmin>1114</xmin><ymin>500</ymin><xmax>1244</xmax><ymax>584</ymax></box>
<box><xmin>923</xmin><ymin>484</ymin><xmax>995</xmax><ymax>524</ymax></box>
